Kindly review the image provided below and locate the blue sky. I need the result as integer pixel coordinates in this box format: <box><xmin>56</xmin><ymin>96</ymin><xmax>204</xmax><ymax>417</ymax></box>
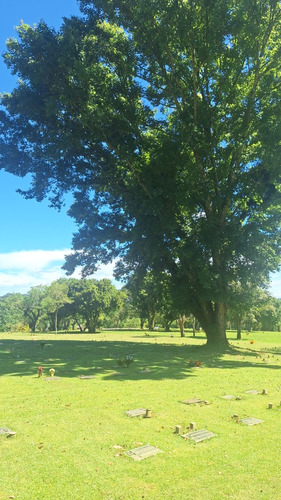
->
<box><xmin>0</xmin><ymin>1</ymin><xmax>280</xmax><ymax>298</ymax></box>
<box><xmin>0</xmin><ymin>0</ymin><xmax>116</xmax><ymax>295</ymax></box>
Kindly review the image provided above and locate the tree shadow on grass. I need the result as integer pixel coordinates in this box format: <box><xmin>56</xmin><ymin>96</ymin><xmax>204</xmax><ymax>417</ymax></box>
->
<box><xmin>0</xmin><ymin>336</ymin><xmax>280</xmax><ymax>380</ymax></box>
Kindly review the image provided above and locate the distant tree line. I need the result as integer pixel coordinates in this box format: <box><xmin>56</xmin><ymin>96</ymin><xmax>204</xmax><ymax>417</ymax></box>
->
<box><xmin>0</xmin><ymin>275</ymin><xmax>280</xmax><ymax>336</ymax></box>
<box><xmin>0</xmin><ymin>279</ymin><xmax>122</xmax><ymax>334</ymax></box>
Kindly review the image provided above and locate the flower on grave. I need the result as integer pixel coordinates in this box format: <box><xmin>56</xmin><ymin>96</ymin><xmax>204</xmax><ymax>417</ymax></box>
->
<box><xmin>49</xmin><ymin>368</ymin><xmax>55</xmax><ymax>377</ymax></box>
<box><xmin>250</xmin><ymin>340</ymin><xmax>254</xmax><ymax>344</ymax></box>
<box><xmin>38</xmin><ymin>366</ymin><xmax>43</xmax><ymax>377</ymax></box>
<box><xmin>188</xmin><ymin>359</ymin><xmax>201</xmax><ymax>367</ymax></box>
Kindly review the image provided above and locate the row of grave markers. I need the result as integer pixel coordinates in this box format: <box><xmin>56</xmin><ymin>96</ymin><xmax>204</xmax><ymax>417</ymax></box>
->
<box><xmin>123</xmin><ymin>389</ymin><xmax>275</xmax><ymax>460</ymax></box>
<box><xmin>1</xmin><ymin>387</ymin><xmax>276</xmax><ymax>461</ymax></box>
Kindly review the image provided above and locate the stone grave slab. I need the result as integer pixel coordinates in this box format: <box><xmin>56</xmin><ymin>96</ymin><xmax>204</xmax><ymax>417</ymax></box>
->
<box><xmin>221</xmin><ymin>395</ymin><xmax>239</xmax><ymax>400</ymax></box>
<box><xmin>182</xmin><ymin>398</ymin><xmax>205</xmax><ymax>405</ymax></box>
<box><xmin>78</xmin><ymin>375</ymin><xmax>95</xmax><ymax>379</ymax></box>
<box><xmin>181</xmin><ymin>429</ymin><xmax>216</xmax><ymax>443</ymax></box>
<box><xmin>126</xmin><ymin>408</ymin><xmax>147</xmax><ymax>417</ymax></box>
<box><xmin>44</xmin><ymin>376</ymin><xmax>61</xmax><ymax>381</ymax></box>
<box><xmin>125</xmin><ymin>444</ymin><xmax>163</xmax><ymax>461</ymax></box>
<box><xmin>0</xmin><ymin>427</ymin><xmax>16</xmax><ymax>437</ymax></box>
<box><xmin>245</xmin><ymin>390</ymin><xmax>260</xmax><ymax>395</ymax></box>
<box><xmin>240</xmin><ymin>417</ymin><xmax>264</xmax><ymax>426</ymax></box>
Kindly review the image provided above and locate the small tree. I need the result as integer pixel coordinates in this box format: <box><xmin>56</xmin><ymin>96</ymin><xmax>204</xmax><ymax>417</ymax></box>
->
<box><xmin>127</xmin><ymin>271</ymin><xmax>165</xmax><ymax>331</ymax></box>
<box><xmin>22</xmin><ymin>286</ymin><xmax>47</xmax><ymax>333</ymax></box>
<box><xmin>103</xmin><ymin>288</ymin><xmax>131</xmax><ymax>328</ymax></box>
<box><xmin>0</xmin><ymin>293</ymin><xmax>25</xmax><ymax>332</ymax></box>
<box><xmin>42</xmin><ymin>280</ymin><xmax>72</xmax><ymax>333</ymax></box>
<box><xmin>67</xmin><ymin>278</ymin><xmax>119</xmax><ymax>333</ymax></box>
<box><xmin>252</xmin><ymin>292</ymin><xmax>281</xmax><ymax>332</ymax></box>
<box><xmin>227</xmin><ymin>282</ymin><xmax>262</xmax><ymax>339</ymax></box>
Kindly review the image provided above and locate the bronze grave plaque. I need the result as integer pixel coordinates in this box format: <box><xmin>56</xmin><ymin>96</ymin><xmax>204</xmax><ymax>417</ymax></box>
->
<box><xmin>240</xmin><ymin>417</ymin><xmax>264</xmax><ymax>425</ymax></box>
<box><xmin>125</xmin><ymin>409</ymin><xmax>147</xmax><ymax>417</ymax></box>
<box><xmin>182</xmin><ymin>398</ymin><xmax>205</xmax><ymax>405</ymax></box>
<box><xmin>125</xmin><ymin>444</ymin><xmax>163</xmax><ymax>461</ymax></box>
<box><xmin>181</xmin><ymin>429</ymin><xmax>216</xmax><ymax>443</ymax></box>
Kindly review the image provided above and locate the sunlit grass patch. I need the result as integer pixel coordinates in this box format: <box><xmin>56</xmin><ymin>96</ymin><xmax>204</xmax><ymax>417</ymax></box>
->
<box><xmin>0</xmin><ymin>329</ymin><xmax>281</xmax><ymax>499</ymax></box>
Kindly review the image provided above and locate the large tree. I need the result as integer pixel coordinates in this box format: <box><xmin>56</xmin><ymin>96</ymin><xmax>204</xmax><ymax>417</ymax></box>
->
<box><xmin>1</xmin><ymin>1</ymin><xmax>281</xmax><ymax>348</ymax></box>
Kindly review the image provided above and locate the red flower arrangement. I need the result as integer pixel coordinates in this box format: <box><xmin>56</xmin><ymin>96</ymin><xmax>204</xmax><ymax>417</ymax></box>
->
<box><xmin>250</xmin><ymin>340</ymin><xmax>254</xmax><ymax>344</ymax></box>
<box><xmin>188</xmin><ymin>359</ymin><xmax>202</xmax><ymax>367</ymax></box>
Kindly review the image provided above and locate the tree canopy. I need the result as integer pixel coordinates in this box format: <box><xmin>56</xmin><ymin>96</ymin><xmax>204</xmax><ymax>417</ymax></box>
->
<box><xmin>66</xmin><ymin>278</ymin><xmax>119</xmax><ymax>332</ymax></box>
<box><xmin>1</xmin><ymin>0</ymin><xmax>281</xmax><ymax>347</ymax></box>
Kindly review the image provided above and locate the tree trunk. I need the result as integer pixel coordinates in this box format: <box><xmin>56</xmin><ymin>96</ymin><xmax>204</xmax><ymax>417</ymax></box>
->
<box><xmin>164</xmin><ymin>321</ymin><xmax>171</xmax><ymax>332</ymax></box>
<box><xmin>192</xmin><ymin>316</ymin><xmax>196</xmax><ymax>337</ymax></box>
<box><xmin>26</xmin><ymin>312</ymin><xmax>38</xmax><ymax>333</ymax></box>
<box><xmin>236</xmin><ymin>315</ymin><xmax>241</xmax><ymax>340</ymax></box>
<box><xmin>148</xmin><ymin>314</ymin><xmax>155</xmax><ymax>331</ymax></box>
<box><xmin>193</xmin><ymin>301</ymin><xmax>228</xmax><ymax>349</ymax></box>
<box><xmin>74</xmin><ymin>320</ymin><xmax>83</xmax><ymax>331</ymax></box>
<box><xmin>86</xmin><ymin>319</ymin><xmax>96</xmax><ymax>333</ymax></box>
<box><xmin>55</xmin><ymin>310</ymin><xmax>58</xmax><ymax>334</ymax></box>
<box><xmin>178</xmin><ymin>314</ymin><xmax>186</xmax><ymax>337</ymax></box>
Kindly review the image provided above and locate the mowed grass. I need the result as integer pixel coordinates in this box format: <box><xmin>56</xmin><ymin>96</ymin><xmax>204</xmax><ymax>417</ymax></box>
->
<box><xmin>0</xmin><ymin>329</ymin><xmax>281</xmax><ymax>500</ymax></box>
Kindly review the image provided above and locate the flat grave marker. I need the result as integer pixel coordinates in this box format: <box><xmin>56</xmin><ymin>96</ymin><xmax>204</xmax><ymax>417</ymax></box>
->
<box><xmin>44</xmin><ymin>376</ymin><xmax>61</xmax><ymax>381</ymax></box>
<box><xmin>181</xmin><ymin>429</ymin><xmax>216</xmax><ymax>443</ymax></box>
<box><xmin>244</xmin><ymin>390</ymin><xmax>260</xmax><ymax>395</ymax></box>
<box><xmin>240</xmin><ymin>417</ymin><xmax>264</xmax><ymax>425</ymax></box>
<box><xmin>182</xmin><ymin>398</ymin><xmax>206</xmax><ymax>405</ymax></box>
<box><xmin>126</xmin><ymin>409</ymin><xmax>147</xmax><ymax>417</ymax></box>
<box><xmin>0</xmin><ymin>427</ymin><xmax>16</xmax><ymax>437</ymax></box>
<box><xmin>221</xmin><ymin>395</ymin><xmax>240</xmax><ymax>400</ymax></box>
<box><xmin>125</xmin><ymin>444</ymin><xmax>163</xmax><ymax>461</ymax></box>
<box><xmin>78</xmin><ymin>375</ymin><xmax>95</xmax><ymax>379</ymax></box>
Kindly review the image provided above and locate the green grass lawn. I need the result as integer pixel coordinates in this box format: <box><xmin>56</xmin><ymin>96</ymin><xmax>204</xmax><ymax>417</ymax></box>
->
<box><xmin>0</xmin><ymin>329</ymin><xmax>281</xmax><ymax>500</ymax></box>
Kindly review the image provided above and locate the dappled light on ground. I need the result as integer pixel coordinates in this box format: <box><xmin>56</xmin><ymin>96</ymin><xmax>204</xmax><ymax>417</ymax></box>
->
<box><xmin>0</xmin><ymin>330</ymin><xmax>280</xmax><ymax>380</ymax></box>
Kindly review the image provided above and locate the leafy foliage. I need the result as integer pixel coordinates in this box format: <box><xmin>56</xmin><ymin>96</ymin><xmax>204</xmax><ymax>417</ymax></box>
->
<box><xmin>42</xmin><ymin>280</ymin><xmax>72</xmax><ymax>333</ymax></box>
<box><xmin>66</xmin><ymin>278</ymin><xmax>120</xmax><ymax>332</ymax></box>
<box><xmin>0</xmin><ymin>294</ymin><xmax>26</xmax><ymax>332</ymax></box>
<box><xmin>22</xmin><ymin>286</ymin><xmax>47</xmax><ymax>332</ymax></box>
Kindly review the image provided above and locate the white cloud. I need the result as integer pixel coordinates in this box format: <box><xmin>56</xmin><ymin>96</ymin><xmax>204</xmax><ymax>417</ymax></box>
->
<box><xmin>0</xmin><ymin>249</ymin><xmax>119</xmax><ymax>296</ymax></box>
<box><xmin>0</xmin><ymin>249</ymin><xmax>70</xmax><ymax>272</ymax></box>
